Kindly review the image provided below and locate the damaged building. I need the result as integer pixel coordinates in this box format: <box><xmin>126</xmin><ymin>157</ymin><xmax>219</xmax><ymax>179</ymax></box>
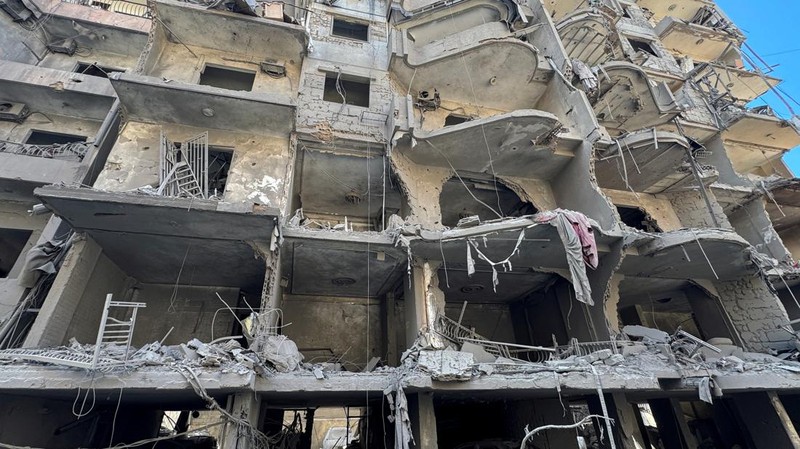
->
<box><xmin>4</xmin><ymin>0</ymin><xmax>800</xmax><ymax>447</ymax></box>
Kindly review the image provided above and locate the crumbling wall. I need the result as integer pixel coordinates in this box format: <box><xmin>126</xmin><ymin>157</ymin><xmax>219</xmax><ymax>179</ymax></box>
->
<box><xmin>281</xmin><ymin>295</ymin><xmax>383</xmax><ymax>369</ymax></box>
<box><xmin>390</xmin><ymin>151</ymin><xmax>452</xmax><ymax>227</ymax></box>
<box><xmin>296</xmin><ymin>59</ymin><xmax>393</xmax><ymax>141</ymax></box>
<box><xmin>714</xmin><ymin>276</ymin><xmax>791</xmax><ymax>352</ymax></box>
<box><xmin>603</xmin><ymin>188</ymin><xmax>683</xmax><ymax>231</ymax></box>
<box><xmin>616</xmin><ymin>5</ymin><xmax>683</xmax><ymax>77</ymax></box>
<box><xmin>144</xmin><ymin>42</ymin><xmax>301</xmax><ymax>97</ymax></box>
<box><xmin>129</xmin><ymin>284</ymin><xmax>240</xmax><ymax>346</ymax></box>
<box><xmin>498</xmin><ymin>176</ymin><xmax>558</xmax><ymax>211</ymax></box>
<box><xmin>728</xmin><ymin>199</ymin><xmax>793</xmax><ymax>263</ymax></box>
<box><xmin>667</xmin><ymin>189</ymin><xmax>733</xmax><ymax>229</ymax></box>
<box><xmin>94</xmin><ymin>121</ymin><xmax>291</xmax><ymax>210</ymax></box>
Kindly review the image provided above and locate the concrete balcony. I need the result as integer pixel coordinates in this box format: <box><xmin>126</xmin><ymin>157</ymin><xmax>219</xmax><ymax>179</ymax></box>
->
<box><xmin>719</xmin><ymin>108</ymin><xmax>800</xmax><ymax>176</ymax></box>
<box><xmin>388</xmin><ymin>23</ymin><xmax>552</xmax><ymax>110</ymax></box>
<box><xmin>556</xmin><ymin>9</ymin><xmax>619</xmax><ymax>67</ymax></box>
<box><xmin>0</xmin><ymin>60</ymin><xmax>117</xmax><ymax>195</ymax></box>
<box><xmin>108</xmin><ymin>72</ymin><xmax>295</xmax><ymax>135</ymax></box>
<box><xmin>392</xmin><ymin>109</ymin><xmax>576</xmax><ymax>178</ymax></box>
<box><xmin>591</xmin><ymin>62</ymin><xmax>682</xmax><ymax>133</ymax></box>
<box><xmin>595</xmin><ymin>130</ymin><xmax>707</xmax><ymax>194</ymax></box>
<box><xmin>620</xmin><ymin>229</ymin><xmax>755</xmax><ymax>280</ymax></box>
<box><xmin>655</xmin><ymin>17</ymin><xmax>741</xmax><ymax>62</ymax></box>
<box><xmin>35</xmin><ymin>185</ymin><xmax>277</xmax><ymax>288</ymax></box>
<box><xmin>692</xmin><ymin>63</ymin><xmax>781</xmax><ymax>104</ymax></box>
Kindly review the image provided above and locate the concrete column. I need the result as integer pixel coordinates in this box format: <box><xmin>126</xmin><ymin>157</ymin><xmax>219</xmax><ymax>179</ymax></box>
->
<box><xmin>610</xmin><ymin>394</ymin><xmax>648</xmax><ymax>449</ymax></box>
<box><xmin>403</xmin><ymin>259</ymin><xmax>443</xmax><ymax>348</ymax></box>
<box><xmin>714</xmin><ymin>276</ymin><xmax>791</xmax><ymax>352</ymax></box>
<box><xmin>23</xmin><ymin>234</ymin><xmax>101</xmax><ymax>348</ymax></box>
<box><xmin>407</xmin><ymin>392</ymin><xmax>438</xmax><ymax>449</ymax></box>
<box><xmin>404</xmin><ymin>259</ymin><xmax>427</xmax><ymax>348</ymax></box>
<box><xmin>605</xmin><ymin>274</ymin><xmax>624</xmax><ymax>335</ymax></box>
<box><xmin>648</xmin><ymin>398</ymin><xmax>688</xmax><ymax>449</ymax></box>
<box><xmin>221</xmin><ymin>393</ymin><xmax>262</xmax><ymax>449</ymax></box>
<box><xmin>733</xmin><ymin>392</ymin><xmax>800</xmax><ymax>449</ymax></box>
<box><xmin>383</xmin><ymin>291</ymin><xmax>399</xmax><ymax>366</ymax></box>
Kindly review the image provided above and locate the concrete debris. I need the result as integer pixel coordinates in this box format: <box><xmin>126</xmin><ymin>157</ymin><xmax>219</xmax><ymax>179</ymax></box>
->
<box><xmin>622</xmin><ymin>325</ymin><xmax>670</xmax><ymax>343</ymax></box>
<box><xmin>0</xmin><ymin>334</ymin><xmax>308</xmax><ymax>375</ymax></box>
<box><xmin>460</xmin><ymin>341</ymin><xmax>497</xmax><ymax>364</ymax></box>
<box><xmin>417</xmin><ymin>349</ymin><xmax>474</xmax><ymax>381</ymax></box>
<box><xmin>698</xmin><ymin>377</ymin><xmax>714</xmax><ymax>404</ymax></box>
<box><xmin>257</xmin><ymin>335</ymin><xmax>304</xmax><ymax>372</ymax></box>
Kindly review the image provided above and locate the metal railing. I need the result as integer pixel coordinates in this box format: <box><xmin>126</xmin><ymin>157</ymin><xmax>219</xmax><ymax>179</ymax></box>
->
<box><xmin>0</xmin><ymin>140</ymin><xmax>88</xmax><ymax>161</ymax></box>
<box><xmin>60</xmin><ymin>0</ymin><xmax>150</xmax><ymax>18</ymax></box>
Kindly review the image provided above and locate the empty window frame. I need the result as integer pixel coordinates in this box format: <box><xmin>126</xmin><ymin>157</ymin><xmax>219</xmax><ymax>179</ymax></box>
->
<box><xmin>198</xmin><ymin>65</ymin><xmax>256</xmax><ymax>91</ymax></box>
<box><xmin>208</xmin><ymin>147</ymin><xmax>233</xmax><ymax>196</ymax></box>
<box><xmin>616</xmin><ymin>205</ymin><xmax>662</xmax><ymax>232</ymax></box>
<box><xmin>444</xmin><ymin>114</ymin><xmax>471</xmax><ymax>126</ymax></box>
<box><xmin>628</xmin><ymin>37</ymin><xmax>658</xmax><ymax>56</ymax></box>
<box><xmin>0</xmin><ymin>228</ymin><xmax>33</xmax><ymax>278</ymax></box>
<box><xmin>323</xmin><ymin>73</ymin><xmax>371</xmax><ymax>107</ymax></box>
<box><xmin>25</xmin><ymin>130</ymin><xmax>87</xmax><ymax>145</ymax></box>
<box><xmin>331</xmin><ymin>18</ymin><xmax>369</xmax><ymax>41</ymax></box>
<box><xmin>74</xmin><ymin>62</ymin><xmax>120</xmax><ymax>78</ymax></box>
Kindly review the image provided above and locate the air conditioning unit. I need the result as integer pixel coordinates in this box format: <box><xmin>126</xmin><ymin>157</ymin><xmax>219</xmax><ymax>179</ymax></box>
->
<box><xmin>47</xmin><ymin>38</ymin><xmax>77</xmax><ymax>56</ymax></box>
<box><xmin>0</xmin><ymin>102</ymin><xmax>30</xmax><ymax>123</ymax></box>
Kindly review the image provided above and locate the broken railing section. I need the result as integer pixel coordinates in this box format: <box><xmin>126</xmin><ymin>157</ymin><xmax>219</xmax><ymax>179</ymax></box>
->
<box><xmin>158</xmin><ymin>131</ymin><xmax>214</xmax><ymax>199</ymax></box>
<box><xmin>399</xmin><ymin>209</ymin><xmax>600</xmax><ymax>305</ymax></box>
<box><xmin>0</xmin><ymin>139</ymin><xmax>89</xmax><ymax>161</ymax></box>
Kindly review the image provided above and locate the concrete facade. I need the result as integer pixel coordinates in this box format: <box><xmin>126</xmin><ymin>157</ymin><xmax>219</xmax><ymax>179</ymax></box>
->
<box><xmin>3</xmin><ymin>0</ymin><xmax>800</xmax><ymax>447</ymax></box>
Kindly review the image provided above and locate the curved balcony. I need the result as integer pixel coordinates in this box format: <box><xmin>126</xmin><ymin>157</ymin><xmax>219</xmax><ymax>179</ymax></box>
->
<box><xmin>720</xmin><ymin>108</ymin><xmax>800</xmax><ymax>175</ymax></box>
<box><xmin>595</xmin><ymin>130</ymin><xmax>704</xmax><ymax>194</ymax></box>
<box><xmin>389</xmin><ymin>24</ymin><xmax>551</xmax><ymax>110</ymax></box>
<box><xmin>556</xmin><ymin>9</ymin><xmax>618</xmax><ymax>67</ymax></box>
<box><xmin>591</xmin><ymin>62</ymin><xmax>681</xmax><ymax>133</ymax></box>
<box><xmin>620</xmin><ymin>229</ymin><xmax>754</xmax><ymax>280</ymax></box>
<box><xmin>394</xmin><ymin>109</ymin><xmax>577</xmax><ymax>178</ymax></box>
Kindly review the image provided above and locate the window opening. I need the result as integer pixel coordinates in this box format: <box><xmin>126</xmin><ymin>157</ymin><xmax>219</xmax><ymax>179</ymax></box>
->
<box><xmin>323</xmin><ymin>73</ymin><xmax>370</xmax><ymax>107</ymax></box>
<box><xmin>332</xmin><ymin>18</ymin><xmax>369</xmax><ymax>41</ymax></box>
<box><xmin>616</xmin><ymin>205</ymin><xmax>662</xmax><ymax>232</ymax></box>
<box><xmin>25</xmin><ymin>130</ymin><xmax>86</xmax><ymax>145</ymax></box>
<box><xmin>198</xmin><ymin>65</ymin><xmax>256</xmax><ymax>91</ymax></box>
<box><xmin>74</xmin><ymin>62</ymin><xmax>119</xmax><ymax>78</ymax></box>
<box><xmin>628</xmin><ymin>38</ymin><xmax>658</xmax><ymax>57</ymax></box>
<box><xmin>444</xmin><ymin>114</ymin><xmax>472</xmax><ymax>126</ymax></box>
<box><xmin>208</xmin><ymin>147</ymin><xmax>233</xmax><ymax>196</ymax></box>
<box><xmin>0</xmin><ymin>228</ymin><xmax>33</xmax><ymax>278</ymax></box>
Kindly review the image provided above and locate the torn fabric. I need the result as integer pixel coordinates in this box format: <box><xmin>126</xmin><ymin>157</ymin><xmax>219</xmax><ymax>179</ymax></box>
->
<box><xmin>17</xmin><ymin>238</ymin><xmax>67</xmax><ymax>288</ymax></box>
<box><xmin>466</xmin><ymin>229</ymin><xmax>525</xmax><ymax>292</ymax></box>
<box><xmin>535</xmin><ymin>210</ymin><xmax>597</xmax><ymax>305</ymax></box>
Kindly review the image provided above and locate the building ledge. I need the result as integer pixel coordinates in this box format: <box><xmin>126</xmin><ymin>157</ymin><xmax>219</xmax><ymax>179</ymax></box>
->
<box><xmin>593</xmin><ymin>62</ymin><xmax>681</xmax><ymax>132</ymax></box>
<box><xmin>153</xmin><ymin>0</ymin><xmax>309</xmax><ymax>62</ymax></box>
<box><xmin>108</xmin><ymin>72</ymin><xmax>296</xmax><ymax>135</ymax></box>
<box><xmin>389</xmin><ymin>28</ymin><xmax>552</xmax><ymax>109</ymax></box>
<box><xmin>35</xmin><ymin>185</ymin><xmax>277</xmax><ymax>286</ymax></box>
<box><xmin>393</xmin><ymin>109</ymin><xmax>571</xmax><ymax>179</ymax></box>
<box><xmin>655</xmin><ymin>17</ymin><xmax>740</xmax><ymax>62</ymax></box>
<box><xmin>620</xmin><ymin>228</ymin><xmax>754</xmax><ymax>280</ymax></box>
<box><xmin>595</xmin><ymin>130</ymin><xmax>693</xmax><ymax>194</ymax></box>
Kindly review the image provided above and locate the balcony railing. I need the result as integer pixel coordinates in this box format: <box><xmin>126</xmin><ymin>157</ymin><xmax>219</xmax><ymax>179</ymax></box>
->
<box><xmin>0</xmin><ymin>140</ymin><xmax>89</xmax><ymax>161</ymax></box>
<box><xmin>60</xmin><ymin>0</ymin><xmax>150</xmax><ymax>18</ymax></box>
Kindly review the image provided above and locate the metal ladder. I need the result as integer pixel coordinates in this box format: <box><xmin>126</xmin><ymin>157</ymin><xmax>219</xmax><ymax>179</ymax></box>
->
<box><xmin>91</xmin><ymin>293</ymin><xmax>146</xmax><ymax>370</ymax></box>
<box><xmin>158</xmin><ymin>160</ymin><xmax>203</xmax><ymax>198</ymax></box>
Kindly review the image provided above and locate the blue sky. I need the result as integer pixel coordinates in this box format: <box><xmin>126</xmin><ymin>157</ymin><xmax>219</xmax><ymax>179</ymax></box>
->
<box><xmin>715</xmin><ymin>0</ymin><xmax>800</xmax><ymax>175</ymax></box>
